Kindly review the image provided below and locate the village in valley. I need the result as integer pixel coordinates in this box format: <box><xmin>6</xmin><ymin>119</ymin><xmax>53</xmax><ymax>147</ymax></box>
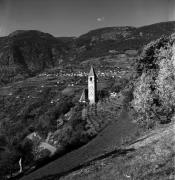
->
<box><xmin>0</xmin><ymin>3</ymin><xmax>174</xmax><ymax>177</ymax></box>
<box><xmin>0</xmin><ymin>51</ymin><xmax>134</xmax><ymax>178</ymax></box>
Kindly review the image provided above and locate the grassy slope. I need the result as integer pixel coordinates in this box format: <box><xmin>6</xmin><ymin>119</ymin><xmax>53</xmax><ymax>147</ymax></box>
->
<box><xmin>19</xmin><ymin>111</ymin><xmax>175</xmax><ymax>180</ymax></box>
<box><xmin>60</xmin><ymin>121</ymin><xmax>175</xmax><ymax>180</ymax></box>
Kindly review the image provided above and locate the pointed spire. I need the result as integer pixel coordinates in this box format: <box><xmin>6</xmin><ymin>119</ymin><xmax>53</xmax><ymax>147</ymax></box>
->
<box><xmin>79</xmin><ymin>89</ymin><xmax>88</xmax><ymax>103</ymax></box>
<box><xmin>88</xmin><ymin>66</ymin><xmax>96</xmax><ymax>77</ymax></box>
<box><xmin>79</xmin><ymin>89</ymin><xmax>86</xmax><ymax>103</ymax></box>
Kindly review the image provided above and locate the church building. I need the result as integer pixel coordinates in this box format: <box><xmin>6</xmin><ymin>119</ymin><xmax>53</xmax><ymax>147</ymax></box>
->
<box><xmin>79</xmin><ymin>66</ymin><xmax>97</xmax><ymax>104</ymax></box>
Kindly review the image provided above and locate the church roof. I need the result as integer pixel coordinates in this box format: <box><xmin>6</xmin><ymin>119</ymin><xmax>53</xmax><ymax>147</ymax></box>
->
<box><xmin>79</xmin><ymin>89</ymin><xmax>88</xmax><ymax>103</ymax></box>
<box><xmin>88</xmin><ymin>66</ymin><xmax>96</xmax><ymax>77</ymax></box>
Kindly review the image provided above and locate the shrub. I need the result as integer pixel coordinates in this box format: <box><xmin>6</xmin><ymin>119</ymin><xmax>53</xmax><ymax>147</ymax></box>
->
<box><xmin>132</xmin><ymin>34</ymin><xmax>175</xmax><ymax>127</ymax></box>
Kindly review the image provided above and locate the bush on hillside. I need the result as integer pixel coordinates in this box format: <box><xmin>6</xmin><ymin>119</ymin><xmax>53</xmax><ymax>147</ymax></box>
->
<box><xmin>111</xmin><ymin>78</ymin><xmax>129</xmax><ymax>93</ymax></box>
<box><xmin>132</xmin><ymin>34</ymin><xmax>175</xmax><ymax>128</ymax></box>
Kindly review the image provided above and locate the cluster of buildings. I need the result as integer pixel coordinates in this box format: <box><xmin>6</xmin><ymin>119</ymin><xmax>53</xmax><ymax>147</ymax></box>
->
<box><xmin>38</xmin><ymin>67</ymin><xmax>124</xmax><ymax>81</ymax></box>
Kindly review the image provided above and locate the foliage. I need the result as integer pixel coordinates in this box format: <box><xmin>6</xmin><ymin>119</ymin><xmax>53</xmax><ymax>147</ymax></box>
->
<box><xmin>56</xmin><ymin>104</ymin><xmax>89</xmax><ymax>149</ymax></box>
<box><xmin>0</xmin><ymin>82</ymin><xmax>76</xmax><ymax>177</ymax></box>
<box><xmin>132</xmin><ymin>34</ymin><xmax>175</xmax><ymax>127</ymax></box>
<box><xmin>111</xmin><ymin>78</ymin><xmax>129</xmax><ymax>93</ymax></box>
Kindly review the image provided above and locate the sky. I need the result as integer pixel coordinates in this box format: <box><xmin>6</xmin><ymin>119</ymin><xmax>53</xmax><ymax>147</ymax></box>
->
<box><xmin>0</xmin><ymin>0</ymin><xmax>174</xmax><ymax>37</ymax></box>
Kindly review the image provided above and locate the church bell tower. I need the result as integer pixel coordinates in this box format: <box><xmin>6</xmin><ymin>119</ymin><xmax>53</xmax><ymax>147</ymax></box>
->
<box><xmin>88</xmin><ymin>66</ymin><xmax>97</xmax><ymax>104</ymax></box>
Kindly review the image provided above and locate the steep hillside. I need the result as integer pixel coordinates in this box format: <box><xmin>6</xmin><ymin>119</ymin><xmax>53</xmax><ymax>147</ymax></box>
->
<box><xmin>60</xmin><ymin>120</ymin><xmax>175</xmax><ymax>180</ymax></box>
<box><xmin>0</xmin><ymin>30</ymin><xmax>71</xmax><ymax>85</ymax></box>
<box><xmin>0</xmin><ymin>22</ymin><xmax>174</xmax><ymax>179</ymax></box>
<box><xmin>132</xmin><ymin>33</ymin><xmax>175</xmax><ymax>128</ymax></box>
<box><xmin>16</xmin><ymin>27</ymin><xmax>175</xmax><ymax>180</ymax></box>
<box><xmin>19</xmin><ymin>28</ymin><xmax>175</xmax><ymax>180</ymax></box>
<box><xmin>75</xmin><ymin>21</ymin><xmax>175</xmax><ymax>60</ymax></box>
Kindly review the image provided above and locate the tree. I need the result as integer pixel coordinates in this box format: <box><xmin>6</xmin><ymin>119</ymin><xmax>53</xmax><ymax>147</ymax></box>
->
<box><xmin>132</xmin><ymin>34</ymin><xmax>175</xmax><ymax>127</ymax></box>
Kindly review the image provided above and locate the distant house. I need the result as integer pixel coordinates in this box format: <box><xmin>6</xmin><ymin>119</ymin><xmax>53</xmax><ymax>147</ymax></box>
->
<box><xmin>27</xmin><ymin>132</ymin><xmax>41</xmax><ymax>141</ymax></box>
<box><xmin>109</xmin><ymin>50</ymin><xmax>118</xmax><ymax>54</ymax></box>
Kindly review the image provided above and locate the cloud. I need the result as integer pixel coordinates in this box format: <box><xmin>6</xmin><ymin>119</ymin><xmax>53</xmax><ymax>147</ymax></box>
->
<box><xmin>97</xmin><ymin>17</ymin><xmax>105</xmax><ymax>22</ymax></box>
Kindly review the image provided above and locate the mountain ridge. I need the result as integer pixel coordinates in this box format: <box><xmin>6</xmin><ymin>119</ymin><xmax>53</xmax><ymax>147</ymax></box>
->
<box><xmin>0</xmin><ymin>21</ymin><xmax>175</xmax><ymax>85</ymax></box>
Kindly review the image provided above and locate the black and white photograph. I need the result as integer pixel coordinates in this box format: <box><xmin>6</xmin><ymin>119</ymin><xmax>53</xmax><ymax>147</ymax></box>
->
<box><xmin>0</xmin><ymin>0</ymin><xmax>174</xmax><ymax>179</ymax></box>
